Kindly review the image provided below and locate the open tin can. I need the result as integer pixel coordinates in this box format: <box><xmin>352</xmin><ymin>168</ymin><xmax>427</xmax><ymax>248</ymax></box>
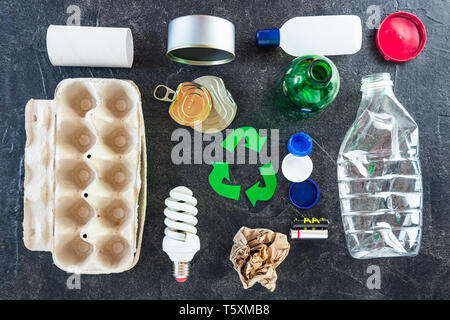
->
<box><xmin>167</xmin><ymin>15</ymin><xmax>235</xmax><ymax>66</ymax></box>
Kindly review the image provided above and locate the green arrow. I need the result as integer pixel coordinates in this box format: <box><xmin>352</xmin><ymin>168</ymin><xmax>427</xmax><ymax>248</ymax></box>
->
<box><xmin>245</xmin><ymin>163</ymin><xmax>277</xmax><ymax>207</ymax></box>
<box><xmin>222</xmin><ymin>127</ymin><xmax>267</xmax><ymax>153</ymax></box>
<box><xmin>208</xmin><ymin>162</ymin><xmax>241</xmax><ymax>200</ymax></box>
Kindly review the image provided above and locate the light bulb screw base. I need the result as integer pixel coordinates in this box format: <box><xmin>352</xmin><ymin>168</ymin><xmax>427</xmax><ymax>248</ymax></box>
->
<box><xmin>173</xmin><ymin>261</ymin><xmax>190</xmax><ymax>282</ymax></box>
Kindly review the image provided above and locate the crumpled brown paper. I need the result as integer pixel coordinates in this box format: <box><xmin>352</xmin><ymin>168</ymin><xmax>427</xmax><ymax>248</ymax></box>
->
<box><xmin>230</xmin><ymin>227</ymin><xmax>290</xmax><ymax>292</ymax></box>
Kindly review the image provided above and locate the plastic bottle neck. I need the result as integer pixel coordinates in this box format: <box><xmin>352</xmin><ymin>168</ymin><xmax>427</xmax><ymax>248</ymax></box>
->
<box><xmin>357</xmin><ymin>73</ymin><xmax>395</xmax><ymax>117</ymax></box>
<box><xmin>361</xmin><ymin>73</ymin><xmax>394</xmax><ymax>96</ymax></box>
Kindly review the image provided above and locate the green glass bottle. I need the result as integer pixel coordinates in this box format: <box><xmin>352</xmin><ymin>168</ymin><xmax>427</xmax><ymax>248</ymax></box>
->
<box><xmin>280</xmin><ymin>55</ymin><xmax>340</xmax><ymax>120</ymax></box>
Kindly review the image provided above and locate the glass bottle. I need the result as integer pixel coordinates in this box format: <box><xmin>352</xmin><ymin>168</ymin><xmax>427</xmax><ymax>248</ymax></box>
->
<box><xmin>280</xmin><ymin>55</ymin><xmax>340</xmax><ymax>120</ymax></box>
<box><xmin>337</xmin><ymin>73</ymin><xmax>422</xmax><ymax>259</ymax></box>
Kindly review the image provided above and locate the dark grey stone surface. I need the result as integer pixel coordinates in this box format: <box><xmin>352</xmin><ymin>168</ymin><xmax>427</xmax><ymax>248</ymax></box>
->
<box><xmin>0</xmin><ymin>0</ymin><xmax>449</xmax><ymax>300</ymax></box>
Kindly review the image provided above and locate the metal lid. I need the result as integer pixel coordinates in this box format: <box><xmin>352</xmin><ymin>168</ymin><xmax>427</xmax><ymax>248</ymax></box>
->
<box><xmin>192</xmin><ymin>76</ymin><xmax>237</xmax><ymax>133</ymax></box>
<box><xmin>167</xmin><ymin>15</ymin><xmax>235</xmax><ymax>66</ymax></box>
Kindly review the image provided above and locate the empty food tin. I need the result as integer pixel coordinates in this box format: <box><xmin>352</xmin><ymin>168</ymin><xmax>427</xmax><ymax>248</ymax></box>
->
<box><xmin>167</xmin><ymin>15</ymin><xmax>235</xmax><ymax>66</ymax></box>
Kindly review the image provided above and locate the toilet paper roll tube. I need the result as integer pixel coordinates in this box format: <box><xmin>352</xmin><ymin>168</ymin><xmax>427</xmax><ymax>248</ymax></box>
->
<box><xmin>46</xmin><ymin>25</ymin><xmax>134</xmax><ymax>68</ymax></box>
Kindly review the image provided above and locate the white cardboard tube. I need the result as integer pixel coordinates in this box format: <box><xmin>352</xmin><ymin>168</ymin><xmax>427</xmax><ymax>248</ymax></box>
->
<box><xmin>46</xmin><ymin>25</ymin><xmax>134</xmax><ymax>68</ymax></box>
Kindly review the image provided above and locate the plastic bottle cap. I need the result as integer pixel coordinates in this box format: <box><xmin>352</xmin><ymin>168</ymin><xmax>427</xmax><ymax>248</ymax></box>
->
<box><xmin>289</xmin><ymin>179</ymin><xmax>320</xmax><ymax>209</ymax></box>
<box><xmin>376</xmin><ymin>12</ymin><xmax>426</xmax><ymax>62</ymax></box>
<box><xmin>256</xmin><ymin>29</ymin><xmax>280</xmax><ymax>47</ymax></box>
<box><xmin>281</xmin><ymin>154</ymin><xmax>313</xmax><ymax>183</ymax></box>
<box><xmin>176</xmin><ymin>278</ymin><xmax>187</xmax><ymax>283</ymax></box>
<box><xmin>287</xmin><ymin>133</ymin><xmax>313</xmax><ymax>157</ymax></box>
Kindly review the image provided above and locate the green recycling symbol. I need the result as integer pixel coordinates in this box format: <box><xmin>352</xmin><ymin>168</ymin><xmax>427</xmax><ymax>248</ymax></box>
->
<box><xmin>208</xmin><ymin>127</ymin><xmax>277</xmax><ymax>207</ymax></box>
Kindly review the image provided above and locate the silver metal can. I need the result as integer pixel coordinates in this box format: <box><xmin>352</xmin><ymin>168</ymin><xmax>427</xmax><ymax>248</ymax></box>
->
<box><xmin>167</xmin><ymin>15</ymin><xmax>235</xmax><ymax>66</ymax></box>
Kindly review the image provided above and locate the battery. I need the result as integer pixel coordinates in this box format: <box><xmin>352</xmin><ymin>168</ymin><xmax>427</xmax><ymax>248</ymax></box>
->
<box><xmin>290</xmin><ymin>229</ymin><xmax>328</xmax><ymax>240</ymax></box>
<box><xmin>290</xmin><ymin>217</ymin><xmax>329</xmax><ymax>240</ymax></box>
<box><xmin>291</xmin><ymin>217</ymin><xmax>329</xmax><ymax>229</ymax></box>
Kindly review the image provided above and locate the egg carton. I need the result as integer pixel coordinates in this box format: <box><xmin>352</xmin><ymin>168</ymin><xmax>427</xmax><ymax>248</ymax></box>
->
<box><xmin>23</xmin><ymin>78</ymin><xmax>147</xmax><ymax>274</ymax></box>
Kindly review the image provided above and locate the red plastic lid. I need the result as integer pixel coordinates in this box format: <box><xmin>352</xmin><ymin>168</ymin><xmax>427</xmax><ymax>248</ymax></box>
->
<box><xmin>376</xmin><ymin>12</ymin><xmax>426</xmax><ymax>62</ymax></box>
<box><xmin>176</xmin><ymin>278</ymin><xmax>187</xmax><ymax>283</ymax></box>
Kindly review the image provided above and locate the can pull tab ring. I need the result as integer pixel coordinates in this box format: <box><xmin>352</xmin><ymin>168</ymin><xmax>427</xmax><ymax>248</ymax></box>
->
<box><xmin>154</xmin><ymin>85</ymin><xmax>176</xmax><ymax>102</ymax></box>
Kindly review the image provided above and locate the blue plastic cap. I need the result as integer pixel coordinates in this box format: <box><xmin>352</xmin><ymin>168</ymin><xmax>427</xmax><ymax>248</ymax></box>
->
<box><xmin>289</xmin><ymin>179</ymin><xmax>320</xmax><ymax>209</ymax></box>
<box><xmin>256</xmin><ymin>29</ymin><xmax>280</xmax><ymax>47</ymax></box>
<box><xmin>287</xmin><ymin>133</ymin><xmax>313</xmax><ymax>157</ymax></box>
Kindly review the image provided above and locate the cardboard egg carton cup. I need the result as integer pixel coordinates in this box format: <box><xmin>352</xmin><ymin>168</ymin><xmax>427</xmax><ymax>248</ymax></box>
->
<box><xmin>23</xmin><ymin>78</ymin><xmax>147</xmax><ymax>274</ymax></box>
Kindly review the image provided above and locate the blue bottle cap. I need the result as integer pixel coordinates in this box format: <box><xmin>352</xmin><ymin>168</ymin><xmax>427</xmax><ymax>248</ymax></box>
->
<box><xmin>289</xmin><ymin>179</ymin><xmax>320</xmax><ymax>209</ymax></box>
<box><xmin>287</xmin><ymin>133</ymin><xmax>313</xmax><ymax>157</ymax></box>
<box><xmin>256</xmin><ymin>29</ymin><xmax>280</xmax><ymax>47</ymax></box>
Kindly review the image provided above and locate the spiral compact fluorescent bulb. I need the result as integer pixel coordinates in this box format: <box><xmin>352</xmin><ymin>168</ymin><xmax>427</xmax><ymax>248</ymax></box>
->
<box><xmin>163</xmin><ymin>186</ymin><xmax>200</xmax><ymax>282</ymax></box>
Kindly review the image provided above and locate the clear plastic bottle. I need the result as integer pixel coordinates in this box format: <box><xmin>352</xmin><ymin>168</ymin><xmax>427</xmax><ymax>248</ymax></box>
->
<box><xmin>256</xmin><ymin>15</ymin><xmax>362</xmax><ymax>57</ymax></box>
<box><xmin>337</xmin><ymin>73</ymin><xmax>422</xmax><ymax>259</ymax></box>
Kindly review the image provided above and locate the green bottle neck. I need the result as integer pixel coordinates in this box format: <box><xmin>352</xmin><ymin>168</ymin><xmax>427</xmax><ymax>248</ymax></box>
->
<box><xmin>307</xmin><ymin>59</ymin><xmax>333</xmax><ymax>87</ymax></box>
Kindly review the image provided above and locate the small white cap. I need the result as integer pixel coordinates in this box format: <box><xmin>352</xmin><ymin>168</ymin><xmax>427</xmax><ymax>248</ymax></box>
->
<box><xmin>281</xmin><ymin>154</ymin><xmax>313</xmax><ymax>183</ymax></box>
